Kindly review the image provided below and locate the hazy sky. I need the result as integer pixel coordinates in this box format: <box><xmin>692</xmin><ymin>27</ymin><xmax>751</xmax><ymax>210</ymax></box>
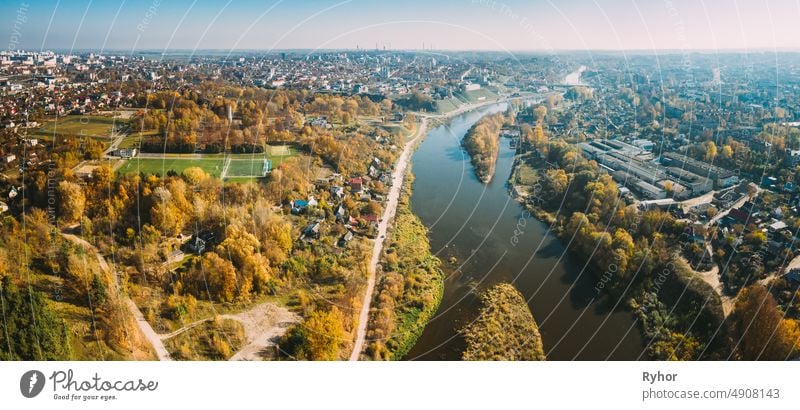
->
<box><xmin>3</xmin><ymin>0</ymin><xmax>799</xmax><ymax>52</ymax></box>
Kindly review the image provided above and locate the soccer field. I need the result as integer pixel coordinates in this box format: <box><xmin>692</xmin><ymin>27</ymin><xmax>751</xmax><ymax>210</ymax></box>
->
<box><xmin>225</xmin><ymin>158</ymin><xmax>271</xmax><ymax>177</ymax></box>
<box><xmin>117</xmin><ymin>158</ymin><xmax>226</xmax><ymax>177</ymax></box>
<box><xmin>34</xmin><ymin>115</ymin><xmax>123</xmax><ymax>138</ymax></box>
<box><xmin>116</xmin><ymin>147</ymin><xmax>297</xmax><ymax>180</ymax></box>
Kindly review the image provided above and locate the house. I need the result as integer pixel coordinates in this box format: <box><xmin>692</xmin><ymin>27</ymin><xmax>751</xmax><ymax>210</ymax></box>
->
<box><xmin>768</xmin><ymin>220</ymin><xmax>787</xmax><ymax>232</ymax></box>
<box><xmin>361</xmin><ymin>214</ymin><xmax>379</xmax><ymax>224</ymax></box>
<box><xmin>335</xmin><ymin>205</ymin><xmax>346</xmax><ymax>222</ymax></box>
<box><xmin>726</xmin><ymin>208</ymin><xmax>751</xmax><ymax>225</ymax></box>
<box><xmin>3</xmin><ymin>154</ymin><xmax>16</xmax><ymax>164</ymax></box>
<box><xmin>349</xmin><ymin>177</ymin><xmax>363</xmax><ymax>193</ymax></box>
<box><xmin>330</xmin><ymin>186</ymin><xmax>344</xmax><ymax>200</ymax></box>
<box><xmin>368</xmin><ymin>165</ymin><xmax>379</xmax><ymax>178</ymax></box>
<box><xmin>186</xmin><ymin>231</ymin><xmax>215</xmax><ymax>254</ymax></box>
<box><xmin>338</xmin><ymin>230</ymin><xmax>354</xmax><ymax>247</ymax></box>
<box><xmin>114</xmin><ymin>148</ymin><xmax>138</xmax><ymax>158</ymax></box>
<box><xmin>187</xmin><ymin>236</ymin><xmax>206</xmax><ymax>254</ymax></box>
<box><xmin>0</xmin><ymin>201</ymin><xmax>8</xmax><ymax>213</ymax></box>
<box><xmin>301</xmin><ymin>221</ymin><xmax>321</xmax><ymax>242</ymax></box>
<box><xmin>291</xmin><ymin>199</ymin><xmax>309</xmax><ymax>214</ymax></box>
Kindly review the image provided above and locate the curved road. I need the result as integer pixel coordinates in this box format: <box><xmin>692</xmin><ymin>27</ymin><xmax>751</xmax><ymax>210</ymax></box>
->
<box><xmin>350</xmin><ymin>118</ymin><xmax>427</xmax><ymax>360</ymax></box>
<box><xmin>61</xmin><ymin>232</ymin><xmax>172</xmax><ymax>360</ymax></box>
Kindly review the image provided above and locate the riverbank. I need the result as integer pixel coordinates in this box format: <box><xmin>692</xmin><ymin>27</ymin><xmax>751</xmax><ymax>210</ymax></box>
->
<box><xmin>350</xmin><ymin>118</ymin><xmax>428</xmax><ymax>360</ymax></box>
<box><xmin>365</xmin><ymin>169</ymin><xmax>444</xmax><ymax>360</ymax></box>
<box><xmin>406</xmin><ymin>103</ymin><xmax>645</xmax><ymax>360</ymax></box>
<box><xmin>462</xmin><ymin>112</ymin><xmax>505</xmax><ymax>184</ymax></box>
<box><xmin>462</xmin><ymin>283</ymin><xmax>545</xmax><ymax>361</ymax></box>
<box><xmin>506</xmin><ymin>141</ymin><xmax>730</xmax><ymax>360</ymax></box>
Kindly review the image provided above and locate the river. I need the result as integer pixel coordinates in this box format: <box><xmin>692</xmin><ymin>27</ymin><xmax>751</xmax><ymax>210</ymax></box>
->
<box><xmin>404</xmin><ymin>102</ymin><xmax>645</xmax><ymax>360</ymax></box>
<box><xmin>564</xmin><ymin>65</ymin><xmax>587</xmax><ymax>86</ymax></box>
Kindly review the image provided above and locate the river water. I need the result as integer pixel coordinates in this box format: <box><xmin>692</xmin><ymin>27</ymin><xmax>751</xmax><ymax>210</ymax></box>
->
<box><xmin>564</xmin><ymin>65</ymin><xmax>587</xmax><ymax>86</ymax></box>
<box><xmin>405</xmin><ymin>103</ymin><xmax>645</xmax><ymax>360</ymax></box>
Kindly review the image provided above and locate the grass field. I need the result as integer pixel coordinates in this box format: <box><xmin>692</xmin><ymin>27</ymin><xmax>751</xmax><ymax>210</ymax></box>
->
<box><xmin>434</xmin><ymin>98</ymin><xmax>462</xmax><ymax>114</ymax></box>
<box><xmin>458</xmin><ymin>88</ymin><xmax>500</xmax><ymax>103</ymax></box>
<box><xmin>515</xmin><ymin>160</ymin><xmax>539</xmax><ymax>186</ymax></box>
<box><xmin>116</xmin><ymin>146</ymin><xmax>298</xmax><ymax>179</ymax></box>
<box><xmin>118</xmin><ymin>130</ymin><xmax>162</xmax><ymax>149</ymax></box>
<box><xmin>34</xmin><ymin>115</ymin><xmax>125</xmax><ymax>138</ymax></box>
<box><xmin>226</xmin><ymin>158</ymin><xmax>271</xmax><ymax>177</ymax></box>
<box><xmin>118</xmin><ymin>158</ymin><xmax>226</xmax><ymax>177</ymax></box>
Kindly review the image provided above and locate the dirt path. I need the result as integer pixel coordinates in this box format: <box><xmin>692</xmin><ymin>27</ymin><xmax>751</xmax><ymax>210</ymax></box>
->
<box><xmin>349</xmin><ymin>118</ymin><xmax>427</xmax><ymax>361</ymax></box>
<box><xmin>154</xmin><ymin>302</ymin><xmax>298</xmax><ymax>360</ymax></box>
<box><xmin>60</xmin><ymin>232</ymin><xmax>172</xmax><ymax>360</ymax></box>
<box><xmin>222</xmin><ymin>303</ymin><xmax>300</xmax><ymax>361</ymax></box>
<box><xmin>684</xmin><ymin>255</ymin><xmax>734</xmax><ymax>317</ymax></box>
<box><xmin>158</xmin><ymin>318</ymin><xmax>209</xmax><ymax>340</ymax></box>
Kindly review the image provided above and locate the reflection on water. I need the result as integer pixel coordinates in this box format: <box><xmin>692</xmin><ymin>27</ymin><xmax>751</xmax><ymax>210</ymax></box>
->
<box><xmin>405</xmin><ymin>103</ymin><xmax>644</xmax><ymax>360</ymax></box>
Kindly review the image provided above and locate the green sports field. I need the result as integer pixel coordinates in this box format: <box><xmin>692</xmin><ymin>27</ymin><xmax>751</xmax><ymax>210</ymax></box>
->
<box><xmin>34</xmin><ymin>115</ymin><xmax>125</xmax><ymax>138</ymax></box>
<box><xmin>225</xmin><ymin>158</ymin><xmax>271</xmax><ymax>177</ymax></box>
<box><xmin>115</xmin><ymin>146</ymin><xmax>297</xmax><ymax>179</ymax></box>
<box><xmin>117</xmin><ymin>158</ymin><xmax>226</xmax><ymax>177</ymax></box>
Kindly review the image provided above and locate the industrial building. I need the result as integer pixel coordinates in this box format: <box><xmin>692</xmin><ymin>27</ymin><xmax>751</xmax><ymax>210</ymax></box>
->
<box><xmin>661</xmin><ymin>152</ymin><xmax>739</xmax><ymax>188</ymax></box>
<box><xmin>578</xmin><ymin>139</ymin><xmax>721</xmax><ymax>201</ymax></box>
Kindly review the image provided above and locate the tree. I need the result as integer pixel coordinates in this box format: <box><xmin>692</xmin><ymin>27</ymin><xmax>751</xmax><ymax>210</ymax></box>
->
<box><xmin>704</xmin><ymin>141</ymin><xmax>718</xmax><ymax>162</ymax></box>
<box><xmin>57</xmin><ymin>181</ymin><xmax>86</xmax><ymax>223</ymax></box>
<box><xmin>721</xmin><ymin>144</ymin><xmax>734</xmax><ymax>161</ymax></box>
<box><xmin>733</xmin><ymin>285</ymin><xmax>797</xmax><ymax>360</ymax></box>
<box><xmin>280</xmin><ymin>307</ymin><xmax>345</xmax><ymax>360</ymax></box>
<box><xmin>182</xmin><ymin>166</ymin><xmax>210</xmax><ymax>185</ymax></box>
<box><xmin>186</xmin><ymin>252</ymin><xmax>238</xmax><ymax>302</ymax></box>
<box><xmin>0</xmin><ymin>278</ymin><xmax>73</xmax><ymax>360</ymax></box>
<box><xmin>533</xmin><ymin>124</ymin><xmax>546</xmax><ymax>146</ymax></box>
<box><xmin>533</xmin><ymin>105</ymin><xmax>547</xmax><ymax>122</ymax></box>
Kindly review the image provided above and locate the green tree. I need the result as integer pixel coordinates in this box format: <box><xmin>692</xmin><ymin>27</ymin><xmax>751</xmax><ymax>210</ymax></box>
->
<box><xmin>0</xmin><ymin>278</ymin><xmax>73</xmax><ymax>360</ymax></box>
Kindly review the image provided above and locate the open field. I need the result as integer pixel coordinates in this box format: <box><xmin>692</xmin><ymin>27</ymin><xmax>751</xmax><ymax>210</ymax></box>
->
<box><xmin>226</xmin><ymin>158</ymin><xmax>271</xmax><ymax>177</ymax></box>
<box><xmin>116</xmin><ymin>146</ymin><xmax>298</xmax><ymax>178</ymax></box>
<box><xmin>266</xmin><ymin>144</ymin><xmax>295</xmax><ymax>157</ymax></box>
<box><xmin>458</xmin><ymin>88</ymin><xmax>501</xmax><ymax>103</ymax></box>
<box><xmin>34</xmin><ymin>115</ymin><xmax>126</xmax><ymax>138</ymax></box>
<box><xmin>434</xmin><ymin>97</ymin><xmax>462</xmax><ymax>114</ymax></box>
<box><xmin>118</xmin><ymin>130</ymin><xmax>162</xmax><ymax>148</ymax></box>
<box><xmin>118</xmin><ymin>158</ymin><xmax>226</xmax><ymax>177</ymax></box>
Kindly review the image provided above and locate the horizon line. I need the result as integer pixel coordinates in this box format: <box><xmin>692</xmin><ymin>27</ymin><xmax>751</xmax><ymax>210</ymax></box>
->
<box><xmin>8</xmin><ymin>47</ymin><xmax>800</xmax><ymax>55</ymax></box>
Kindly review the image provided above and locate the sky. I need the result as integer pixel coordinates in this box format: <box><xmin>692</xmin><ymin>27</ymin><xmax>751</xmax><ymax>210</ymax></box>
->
<box><xmin>2</xmin><ymin>0</ymin><xmax>800</xmax><ymax>52</ymax></box>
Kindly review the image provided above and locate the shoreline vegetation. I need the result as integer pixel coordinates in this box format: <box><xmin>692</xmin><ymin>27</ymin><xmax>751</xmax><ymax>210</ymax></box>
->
<box><xmin>462</xmin><ymin>283</ymin><xmax>546</xmax><ymax>361</ymax></box>
<box><xmin>461</xmin><ymin>112</ymin><xmax>507</xmax><ymax>184</ymax></box>
<box><xmin>508</xmin><ymin>138</ymin><xmax>730</xmax><ymax>359</ymax></box>
<box><xmin>365</xmin><ymin>168</ymin><xmax>444</xmax><ymax>360</ymax></box>
<box><xmin>508</xmin><ymin>134</ymin><xmax>800</xmax><ymax>360</ymax></box>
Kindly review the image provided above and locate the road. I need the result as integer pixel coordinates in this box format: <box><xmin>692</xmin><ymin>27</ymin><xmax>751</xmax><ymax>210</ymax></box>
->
<box><xmin>60</xmin><ymin>232</ymin><xmax>172</xmax><ymax>360</ymax></box>
<box><xmin>688</xmin><ymin>256</ymin><xmax>734</xmax><ymax>317</ymax></box>
<box><xmin>706</xmin><ymin>188</ymin><xmax>759</xmax><ymax>227</ymax></box>
<box><xmin>349</xmin><ymin>117</ymin><xmax>427</xmax><ymax>360</ymax></box>
<box><xmin>349</xmin><ymin>94</ymin><xmax>551</xmax><ymax>359</ymax></box>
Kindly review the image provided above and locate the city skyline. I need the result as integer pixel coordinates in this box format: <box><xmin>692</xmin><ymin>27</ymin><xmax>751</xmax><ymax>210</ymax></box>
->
<box><xmin>3</xmin><ymin>0</ymin><xmax>800</xmax><ymax>52</ymax></box>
